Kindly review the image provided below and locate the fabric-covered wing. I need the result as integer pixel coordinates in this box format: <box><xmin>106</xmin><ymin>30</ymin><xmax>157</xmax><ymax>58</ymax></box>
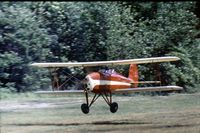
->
<box><xmin>113</xmin><ymin>86</ymin><xmax>183</xmax><ymax>93</ymax></box>
<box><xmin>30</xmin><ymin>56</ymin><xmax>180</xmax><ymax>68</ymax></box>
<box><xmin>34</xmin><ymin>90</ymin><xmax>85</xmax><ymax>95</ymax></box>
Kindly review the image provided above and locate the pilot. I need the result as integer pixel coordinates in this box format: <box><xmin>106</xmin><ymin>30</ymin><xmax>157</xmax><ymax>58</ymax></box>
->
<box><xmin>99</xmin><ymin>68</ymin><xmax>116</xmax><ymax>75</ymax></box>
<box><xmin>104</xmin><ymin>69</ymin><xmax>115</xmax><ymax>75</ymax></box>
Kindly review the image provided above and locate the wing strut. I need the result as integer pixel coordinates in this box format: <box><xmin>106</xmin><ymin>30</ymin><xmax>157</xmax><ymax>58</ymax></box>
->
<box><xmin>153</xmin><ymin>63</ymin><xmax>162</xmax><ymax>86</ymax></box>
<box><xmin>47</xmin><ymin>68</ymin><xmax>84</xmax><ymax>91</ymax></box>
<box><xmin>48</xmin><ymin>68</ymin><xmax>59</xmax><ymax>91</ymax></box>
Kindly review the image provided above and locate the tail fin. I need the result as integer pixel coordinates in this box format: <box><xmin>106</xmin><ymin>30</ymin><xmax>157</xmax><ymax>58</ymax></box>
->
<box><xmin>128</xmin><ymin>64</ymin><xmax>139</xmax><ymax>87</ymax></box>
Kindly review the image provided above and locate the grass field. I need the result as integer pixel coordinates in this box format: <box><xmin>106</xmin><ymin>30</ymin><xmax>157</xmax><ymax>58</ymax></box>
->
<box><xmin>1</xmin><ymin>92</ymin><xmax>200</xmax><ymax>133</ymax></box>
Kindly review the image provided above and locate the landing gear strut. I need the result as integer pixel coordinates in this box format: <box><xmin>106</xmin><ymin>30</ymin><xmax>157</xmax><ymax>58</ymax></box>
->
<box><xmin>81</xmin><ymin>90</ymin><xmax>118</xmax><ymax>114</ymax></box>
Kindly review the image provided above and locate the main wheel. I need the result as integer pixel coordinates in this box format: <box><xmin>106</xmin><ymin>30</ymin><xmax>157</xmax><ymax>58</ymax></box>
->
<box><xmin>110</xmin><ymin>102</ymin><xmax>118</xmax><ymax>113</ymax></box>
<box><xmin>81</xmin><ymin>103</ymin><xmax>89</xmax><ymax>114</ymax></box>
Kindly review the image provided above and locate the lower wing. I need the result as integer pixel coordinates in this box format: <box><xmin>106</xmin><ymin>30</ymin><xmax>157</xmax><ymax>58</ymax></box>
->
<box><xmin>34</xmin><ymin>90</ymin><xmax>85</xmax><ymax>95</ymax></box>
<box><xmin>34</xmin><ymin>86</ymin><xmax>182</xmax><ymax>95</ymax></box>
<box><xmin>113</xmin><ymin>85</ymin><xmax>183</xmax><ymax>93</ymax></box>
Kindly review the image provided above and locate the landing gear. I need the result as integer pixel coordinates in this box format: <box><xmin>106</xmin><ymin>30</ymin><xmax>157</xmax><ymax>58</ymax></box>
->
<box><xmin>110</xmin><ymin>102</ymin><xmax>118</xmax><ymax>113</ymax></box>
<box><xmin>81</xmin><ymin>90</ymin><xmax>118</xmax><ymax>114</ymax></box>
<box><xmin>81</xmin><ymin>103</ymin><xmax>89</xmax><ymax>114</ymax></box>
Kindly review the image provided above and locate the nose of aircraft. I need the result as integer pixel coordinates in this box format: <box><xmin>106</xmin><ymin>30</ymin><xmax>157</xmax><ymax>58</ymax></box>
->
<box><xmin>85</xmin><ymin>75</ymin><xmax>92</xmax><ymax>91</ymax></box>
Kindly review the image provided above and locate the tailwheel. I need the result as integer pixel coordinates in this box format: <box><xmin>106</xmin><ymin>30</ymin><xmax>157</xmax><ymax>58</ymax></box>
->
<box><xmin>81</xmin><ymin>103</ymin><xmax>89</xmax><ymax>114</ymax></box>
<box><xmin>110</xmin><ymin>102</ymin><xmax>118</xmax><ymax>113</ymax></box>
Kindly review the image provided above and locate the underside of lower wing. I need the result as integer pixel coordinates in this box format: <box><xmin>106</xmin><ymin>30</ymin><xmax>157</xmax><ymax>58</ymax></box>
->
<box><xmin>113</xmin><ymin>86</ymin><xmax>183</xmax><ymax>93</ymax></box>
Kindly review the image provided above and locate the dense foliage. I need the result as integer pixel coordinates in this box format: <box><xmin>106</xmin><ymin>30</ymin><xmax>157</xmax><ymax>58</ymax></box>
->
<box><xmin>0</xmin><ymin>2</ymin><xmax>199</xmax><ymax>93</ymax></box>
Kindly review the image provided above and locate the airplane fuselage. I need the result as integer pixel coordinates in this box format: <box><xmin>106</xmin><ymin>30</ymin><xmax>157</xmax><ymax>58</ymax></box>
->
<box><xmin>85</xmin><ymin>70</ymin><xmax>134</xmax><ymax>93</ymax></box>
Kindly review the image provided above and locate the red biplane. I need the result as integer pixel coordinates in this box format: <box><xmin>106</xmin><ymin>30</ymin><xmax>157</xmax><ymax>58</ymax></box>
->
<box><xmin>30</xmin><ymin>56</ymin><xmax>183</xmax><ymax>114</ymax></box>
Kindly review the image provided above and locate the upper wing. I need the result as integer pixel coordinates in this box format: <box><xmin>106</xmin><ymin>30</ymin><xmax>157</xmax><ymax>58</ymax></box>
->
<box><xmin>30</xmin><ymin>56</ymin><xmax>180</xmax><ymax>68</ymax></box>
<box><xmin>113</xmin><ymin>86</ymin><xmax>183</xmax><ymax>93</ymax></box>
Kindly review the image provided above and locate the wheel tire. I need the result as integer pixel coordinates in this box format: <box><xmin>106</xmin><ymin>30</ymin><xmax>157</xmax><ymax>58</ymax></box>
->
<box><xmin>110</xmin><ymin>102</ymin><xmax>118</xmax><ymax>113</ymax></box>
<box><xmin>81</xmin><ymin>103</ymin><xmax>89</xmax><ymax>114</ymax></box>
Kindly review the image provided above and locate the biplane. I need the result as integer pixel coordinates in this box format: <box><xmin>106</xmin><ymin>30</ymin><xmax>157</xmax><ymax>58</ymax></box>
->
<box><xmin>30</xmin><ymin>56</ymin><xmax>183</xmax><ymax>114</ymax></box>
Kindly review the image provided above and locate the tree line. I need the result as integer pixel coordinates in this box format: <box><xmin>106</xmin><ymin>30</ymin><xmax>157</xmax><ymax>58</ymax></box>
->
<box><xmin>0</xmin><ymin>2</ymin><xmax>199</xmax><ymax>93</ymax></box>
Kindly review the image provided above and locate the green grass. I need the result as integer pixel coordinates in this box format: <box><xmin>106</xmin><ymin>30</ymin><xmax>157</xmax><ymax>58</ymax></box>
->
<box><xmin>1</xmin><ymin>92</ymin><xmax>200</xmax><ymax>133</ymax></box>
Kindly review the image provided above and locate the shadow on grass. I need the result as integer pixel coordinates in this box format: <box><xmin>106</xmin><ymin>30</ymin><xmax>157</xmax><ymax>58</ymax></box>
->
<box><xmin>6</xmin><ymin>119</ymin><xmax>151</xmax><ymax>126</ymax></box>
<box><xmin>5</xmin><ymin>120</ymin><xmax>198</xmax><ymax>129</ymax></box>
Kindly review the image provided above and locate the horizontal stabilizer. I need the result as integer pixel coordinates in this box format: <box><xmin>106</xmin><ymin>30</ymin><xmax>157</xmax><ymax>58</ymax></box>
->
<box><xmin>35</xmin><ymin>90</ymin><xmax>85</xmax><ymax>95</ymax></box>
<box><xmin>113</xmin><ymin>86</ymin><xmax>183</xmax><ymax>93</ymax></box>
<box><xmin>135</xmin><ymin>81</ymin><xmax>161</xmax><ymax>84</ymax></box>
